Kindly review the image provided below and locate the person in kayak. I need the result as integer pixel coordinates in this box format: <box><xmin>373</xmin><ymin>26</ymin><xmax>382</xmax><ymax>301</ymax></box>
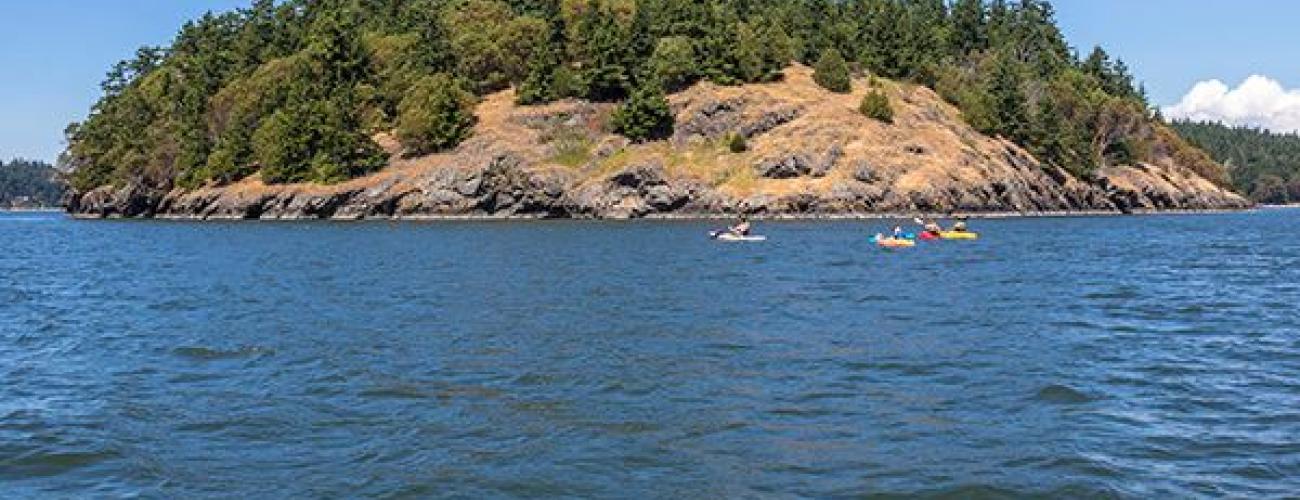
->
<box><xmin>914</xmin><ymin>217</ymin><xmax>942</xmax><ymax>236</ymax></box>
<box><xmin>729</xmin><ymin>217</ymin><xmax>752</xmax><ymax>237</ymax></box>
<box><xmin>952</xmin><ymin>220</ymin><xmax>969</xmax><ymax>232</ymax></box>
<box><xmin>892</xmin><ymin>225</ymin><xmax>906</xmax><ymax>238</ymax></box>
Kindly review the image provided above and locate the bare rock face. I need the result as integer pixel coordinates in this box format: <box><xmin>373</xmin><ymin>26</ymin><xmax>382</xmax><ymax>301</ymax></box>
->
<box><xmin>675</xmin><ymin>98</ymin><xmax>745</xmax><ymax>142</ymax></box>
<box><xmin>66</xmin><ymin>65</ymin><xmax>1251</xmax><ymax>220</ymax></box>
<box><xmin>756</xmin><ymin>154</ymin><xmax>815</xmax><ymax>179</ymax></box>
<box><xmin>739</xmin><ymin>106</ymin><xmax>802</xmax><ymax>139</ymax></box>
<box><xmin>565</xmin><ymin>161</ymin><xmax>702</xmax><ymax>218</ymax></box>
<box><xmin>811</xmin><ymin>145</ymin><xmax>843</xmax><ymax>178</ymax></box>
<box><xmin>69</xmin><ymin>183</ymin><xmax>162</xmax><ymax>218</ymax></box>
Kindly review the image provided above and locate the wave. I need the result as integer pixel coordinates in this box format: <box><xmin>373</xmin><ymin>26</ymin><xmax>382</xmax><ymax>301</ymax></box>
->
<box><xmin>1033</xmin><ymin>384</ymin><xmax>1097</xmax><ymax>405</ymax></box>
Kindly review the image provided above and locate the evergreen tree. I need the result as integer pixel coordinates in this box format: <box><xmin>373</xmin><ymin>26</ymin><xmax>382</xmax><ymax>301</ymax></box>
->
<box><xmin>695</xmin><ymin>2</ymin><xmax>741</xmax><ymax>84</ymax></box>
<box><xmin>649</xmin><ymin>36</ymin><xmax>699</xmax><ymax>92</ymax></box>
<box><xmin>1030</xmin><ymin>93</ymin><xmax>1067</xmax><ymax>169</ymax></box>
<box><xmin>252</xmin><ymin>104</ymin><xmax>315</xmax><ymax>183</ymax></box>
<box><xmin>1081</xmin><ymin>46</ymin><xmax>1110</xmax><ymax>81</ymax></box>
<box><xmin>813</xmin><ymin>47</ymin><xmax>851</xmax><ymax>93</ymax></box>
<box><xmin>858</xmin><ymin>0</ymin><xmax>904</xmax><ymax>78</ymax></box>
<box><xmin>612</xmin><ymin>80</ymin><xmax>674</xmax><ymax>142</ymax></box>
<box><xmin>899</xmin><ymin>0</ymin><xmax>949</xmax><ymax>82</ymax></box>
<box><xmin>579</xmin><ymin>1</ymin><xmax>632</xmax><ymax>101</ymax></box>
<box><xmin>734</xmin><ymin>22</ymin><xmax>766</xmax><ymax>83</ymax></box>
<box><xmin>988</xmin><ymin>53</ymin><xmax>1029</xmax><ymax>143</ymax></box>
<box><xmin>516</xmin><ymin>41</ymin><xmax>560</xmax><ymax>105</ymax></box>
<box><xmin>949</xmin><ymin>0</ymin><xmax>987</xmax><ymax>56</ymax></box>
<box><xmin>397</xmin><ymin>73</ymin><xmax>477</xmax><ymax>155</ymax></box>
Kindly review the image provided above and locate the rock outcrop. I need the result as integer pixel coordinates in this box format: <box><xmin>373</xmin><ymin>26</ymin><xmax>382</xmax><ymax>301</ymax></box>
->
<box><xmin>67</xmin><ymin>65</ymin><xmax>1250</xmax><ymax>220</ymax></box>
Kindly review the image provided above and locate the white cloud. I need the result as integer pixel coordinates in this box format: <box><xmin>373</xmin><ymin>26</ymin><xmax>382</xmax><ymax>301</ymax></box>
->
<box><xmin>1163</xmin><ymin>75</ymin><xmax>1300</xmax><ymax>133</ymax></box>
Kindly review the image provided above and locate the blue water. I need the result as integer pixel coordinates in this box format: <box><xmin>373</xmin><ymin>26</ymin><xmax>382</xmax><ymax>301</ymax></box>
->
<box><xmin>2</xmin><ymin>210</ymin><xmax>1299</xmax><ymax>498</ymax></box>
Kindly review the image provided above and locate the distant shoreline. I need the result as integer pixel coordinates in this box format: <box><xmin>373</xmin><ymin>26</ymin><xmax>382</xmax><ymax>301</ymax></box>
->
<box><xmin>1</xmin><ymin>207</ymin><xmax>63</xmax><ymax>213</ymax></box>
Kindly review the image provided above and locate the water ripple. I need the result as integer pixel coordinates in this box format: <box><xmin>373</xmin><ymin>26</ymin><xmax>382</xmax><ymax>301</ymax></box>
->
<box><xmin>2</xmin><ymin>211</ymin><xmax>1299</xmax><ymax>497</ymax></box>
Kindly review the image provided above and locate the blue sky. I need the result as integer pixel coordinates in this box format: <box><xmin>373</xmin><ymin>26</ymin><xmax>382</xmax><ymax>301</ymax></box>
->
<box><xmin>2</xmin><ymin>0</ymin><xmax>1298</xmax><ymax>162</ymax></box>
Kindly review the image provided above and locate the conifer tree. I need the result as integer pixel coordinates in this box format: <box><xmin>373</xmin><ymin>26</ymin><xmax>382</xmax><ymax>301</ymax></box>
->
<box><xmin>516</xmin><ymin>42</ymin><xmax>559</xmax><ymax>105</ymax></box>
<box><xmin>580</xmin><ymin>2</ymin><xmax>631</xmax><ymax>101</ymax></box>
<box><xmin>813</xmin><ymin>47</ymin><xmax>852</xmax><ymax>93</ymax></box>
<box><xmin>1030</xmin><ymin>93</ymin><xmax>1067</xmax><ymax>168</ymax></box>
<box><xmin>397</xmin><ymin>73</ymin><xmax>476</xmax><ymax>155</ymax></box>
<box><xmin>612</xmin><ymin>80</ymin><xmax>674</xmax><ymax>142</ymax></box>
<box><xmin>989</xmin><ymin>54</ymin><xmax>1029</xmax><ymax>143</ymax></box>
<box><xmin>649</xmin><ymin>36</ymin><xmax>699</xmax><ymax>92</ymax></box>
<box><xmin>949</xmin><ymin>0</ymin><xmax>987</xmax><ymax>56</ymax></box>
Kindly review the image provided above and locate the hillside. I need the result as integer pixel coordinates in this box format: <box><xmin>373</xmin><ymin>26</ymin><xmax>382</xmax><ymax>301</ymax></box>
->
<box><xmin>0</xmin><ymin>159</ymin><xmax>64</xmax><ymax>209</ymax></box>
<box><xmin>69</xmin><ymin>66</ymin><xmax>1246</xmax><ymax>219</ymax></box>
<box><xmin>62</xmin><ymin>0</ymin><xmax>1247</xmax><ymax>218</ymax></box>
<box><xmin>1171</xmin><ymin>120</ymin><xmax>1300</xmax><ymax>204</ymax></box>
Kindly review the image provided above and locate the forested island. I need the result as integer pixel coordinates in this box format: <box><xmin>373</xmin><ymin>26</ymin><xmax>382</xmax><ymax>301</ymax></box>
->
<box><xmin>1172</xmin><ymin>120</ymin><xmax>1300</xmax><ymax>204</ymax></box>
<box><xmin>0</xmin><ymin>159</ymin><xmax>64</xmax><ymax>209</ymax></box>
<box><xmin>64</xmin><ymin>0</ymin><xmax>1248</xmax><ymax>219</ymax></box>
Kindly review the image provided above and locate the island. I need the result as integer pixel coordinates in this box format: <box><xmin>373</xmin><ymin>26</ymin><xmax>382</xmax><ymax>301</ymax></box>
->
<box><xmin>62</xmin><ymin>0</ymin><xmax>1250</xmax><ymax>220</ymax></box>
<box><xmin>1</xmin><ymin>159</ymin><xmax>64</xmax><ymax>210</ymax></box>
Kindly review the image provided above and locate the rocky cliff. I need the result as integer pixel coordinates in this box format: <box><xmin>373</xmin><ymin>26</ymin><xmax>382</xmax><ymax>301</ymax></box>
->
<box><xmin>67</xmin><ymin>66</ymin><xmax>1249</xmax><ymax>220</ymax></box>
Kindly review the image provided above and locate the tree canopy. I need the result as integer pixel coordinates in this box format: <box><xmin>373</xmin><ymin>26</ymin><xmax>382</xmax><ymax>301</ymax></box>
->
<box><xmin>64</xmin><ymin>0</ymin><xmax>1203</xmax><ymax>193</ymax></box>
<box><xmin>1172</xmin><ymin>120</ymin><xmax>1300</xmax><ymax>203</ymax></box>
<box><xmin>0</xmin><ymin>159</ymin><xmax>64</xmax><ymax>208</ymax></box>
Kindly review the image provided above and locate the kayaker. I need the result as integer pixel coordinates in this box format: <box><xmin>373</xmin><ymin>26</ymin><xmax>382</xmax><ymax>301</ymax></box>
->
<box><xmin>923</xmin><ymin>220</ymin><xmax>941</xmax><ymax>234</ymax></box>
<box><xmin>729</xmin><ymin>217</ymin><xmax>752</xmax><ymax>237</ymax></box>
<box><xmin>952</xmin><ymin>220</ymin><xmax>969</xmax><ymax>232</ymax></box>
<box><xmin>892</xmin><ymin>225</ymin><xmax>905</xmax><ymax>238</ymax></box>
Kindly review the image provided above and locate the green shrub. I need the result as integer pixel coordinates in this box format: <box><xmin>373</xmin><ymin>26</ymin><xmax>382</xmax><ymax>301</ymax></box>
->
<box><xmin>813</xmin><ymin>48</ymin><xmax>852</xmax><ymax>94</ymax></box>
<box><xmin>859</xmin><ymin>89</ymin><xmax>894</xmax><ymax>124</ymax></box>
<box><xmin>612</xmin><ymin>82</ymin><xmax>674</xmax><ymax>142</ymax></box>
<box><xmin>727</xmin><ymin>133</ymin><xmax>748</xmax><ymax>153</ymax></box>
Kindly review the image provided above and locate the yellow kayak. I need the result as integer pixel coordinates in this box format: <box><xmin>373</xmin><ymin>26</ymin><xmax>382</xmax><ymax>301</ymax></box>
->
<box><xmin>939</xmin><ymin>231</ymin><xmax>979</xmax><ymax>240</ymax></box>
<box><xmin>873</xmin><ymin>237</ymin><xmax>916</xmax><ymax>248</ymax></box>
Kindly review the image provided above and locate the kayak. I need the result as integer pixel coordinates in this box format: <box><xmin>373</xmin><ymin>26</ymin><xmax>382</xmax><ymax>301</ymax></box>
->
<box><xmin>712</xmin><ymin>231</ymin><xmax>767</xmax><ymax>242</ymax></box>
<box><xmin>918</xmin><ymin>231</ymin><xmax>940</xmax><ymax>241</ymax></box>
<box><xmin>870</xmin><ymin>236</ymin><xmax>916</xmax><ymax>248</ymax></box>
<box><xmin>939</xmin><ymin>231</ymin><xmax>979</xmax><ymax>240</ymax></box>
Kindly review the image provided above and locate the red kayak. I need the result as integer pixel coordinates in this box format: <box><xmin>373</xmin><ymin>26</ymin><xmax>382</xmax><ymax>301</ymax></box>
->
<box><xmin>918</xmin><ymin>231</ymin><xmax>940</xmax><ymax>241</ymax></box>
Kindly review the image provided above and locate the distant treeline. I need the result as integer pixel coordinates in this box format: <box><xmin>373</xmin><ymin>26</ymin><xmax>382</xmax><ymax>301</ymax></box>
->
<box><xmin>64</xmin><ymin>0</ymin><xmax>1222</xmax><ymax>193</ymax></box>
<box><xmin>1171</xmin><ymin>120</ymin><xmax>1300</xmax><ymax>204</ymax></box>
<box><xmin>0</xmin><ymin>159</ymin><xmax>64</xmax><ymax>208</ymax></box>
